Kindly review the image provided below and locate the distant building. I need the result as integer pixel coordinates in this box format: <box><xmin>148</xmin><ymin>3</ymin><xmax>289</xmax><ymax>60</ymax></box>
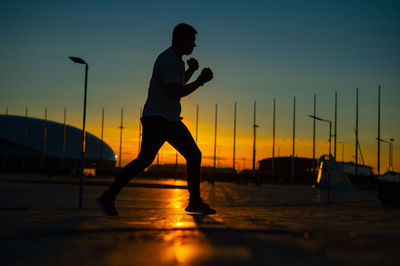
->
<box><xmin>0</xmin><ymin>115</ymin><xmax>115</xmax><ymax>174</ymax></box>
<box><xmin>336</xmin><ymin>161</ymin><xmax>373</xmax><ymax>176</ymax></box>
<box><xmin>258</xmin><ymin>156</ymin><xmax>317</xmax><ymax>183</ymax></box>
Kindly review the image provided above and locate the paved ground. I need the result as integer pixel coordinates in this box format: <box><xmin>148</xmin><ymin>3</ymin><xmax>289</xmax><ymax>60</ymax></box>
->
<box><xmin>1</xmin><ymin>174</ymin><xmax>399</xmax><ymax>266</ymax></box>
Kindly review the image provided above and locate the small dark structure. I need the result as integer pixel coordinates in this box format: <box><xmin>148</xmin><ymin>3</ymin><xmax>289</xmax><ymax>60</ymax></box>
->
<box><xmin>259</xmin><ymin>156</ymin><xmax>317</xmax><ymax>184</ymax></box>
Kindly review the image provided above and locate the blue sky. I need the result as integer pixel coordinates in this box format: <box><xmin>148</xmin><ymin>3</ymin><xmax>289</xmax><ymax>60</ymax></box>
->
<box><xmin>1</xmin><ymin>0</ymin><xmax>399</xmax><ymax>170</ymax></box>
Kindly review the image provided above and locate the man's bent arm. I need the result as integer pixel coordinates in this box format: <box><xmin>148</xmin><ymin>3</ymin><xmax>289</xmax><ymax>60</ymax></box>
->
<box><xmin>166</xmin><ymin>81</ymin><xmax>202</xmax><ymax>98</ymax></box>
<box><xmin>184</xmin><ymin>68</ymin><xmax>196</xmax><ymax>84</ymax></box>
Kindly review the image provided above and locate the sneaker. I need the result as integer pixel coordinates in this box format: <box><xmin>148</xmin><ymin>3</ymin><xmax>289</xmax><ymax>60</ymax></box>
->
<box><xmin>185</xmin><ymin>198</ymin><xmax>216</xmax><ymax>214</ymax></box>
<box><xmin>96</xmin><ymin>191</ymin><xmax>119</xmax><ymax>216</ymax></box>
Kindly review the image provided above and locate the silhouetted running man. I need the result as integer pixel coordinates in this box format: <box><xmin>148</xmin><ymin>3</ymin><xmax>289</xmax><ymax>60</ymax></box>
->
<box><xmin>96</xmin><ymin>23</ymin><xmax>215</xmax><ymax>216</ymax></box>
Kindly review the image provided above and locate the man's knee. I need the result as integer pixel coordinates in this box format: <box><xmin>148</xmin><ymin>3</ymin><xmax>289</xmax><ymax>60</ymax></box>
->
<box><xmin>136</xmin><ymin>152</ymin><xmax>156</xmax><ymax>168</ymax></box>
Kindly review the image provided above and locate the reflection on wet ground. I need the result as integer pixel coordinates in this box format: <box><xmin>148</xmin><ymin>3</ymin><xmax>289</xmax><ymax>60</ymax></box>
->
<box><xmin>1</xmin><ymin>180</ymin><xmax>399</xmax><ymax>266</ymax></box>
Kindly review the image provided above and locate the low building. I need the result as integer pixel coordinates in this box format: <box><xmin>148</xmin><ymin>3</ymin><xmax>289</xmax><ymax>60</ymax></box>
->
<box><xmin>258</xmin><ymin>156</ymin><xmax>317</xmax><ymax>184</ymax></box>
<box><xmin>336</xmin><ymin>161</ymin><xmax>373</xmax><ymax>176</ymax></box>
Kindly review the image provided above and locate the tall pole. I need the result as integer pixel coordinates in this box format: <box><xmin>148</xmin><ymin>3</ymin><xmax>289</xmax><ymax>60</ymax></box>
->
<box><xmin>334</xmin><ymin>91</ymin><xmax>337</xmax><ymax>160</ymax></box>
<box><xmin>388</xmin><ymin>141</ymin><xmax>392</xmax><ymax>171</ymax></box>
<box><xmin>233</xmin><ymin>102</ymin><xmax>237</xmax><ymax>171</ymax></box>
<box><xmin>138</xmin><ymin>106</ymin><xmax>142</xmax><ymax>154</ymax></box>
<box><xmin>291</xmin><ymin>97</ymin><xmax>296</xmax><ymax>183</ymax></box>
<box><xmin>62</xmin><ymin>107</ymin><xmax>66</xmax><ymax>172</ymax></box>
<box><xmin>272</xmin><ymin>98</ymin><xmax>276</xmax><ymax>179</ymax></box>
<box><xmin>119</xmin><ymin>108</ymin><xmax>124</xmax><ymax>168</ymax></box>
<box><xmin>329</xmin><ymin>121</ymin><xmax>332</xmax><ymax>156</ymax></box>
<box><xmin>69</xmin><ymin>56</ymin><xmax>89</xmax><ymax>209</ymax></box>
<box><xmin>355</xmin><ymin>88</ymin><xmax>359</xmax><ymax>179</ymax></box>
<box><xmin>313</xmin><ymin>95</ymin><xmax>316</xmax><ymax>174</ymax></box>
<box><xmin>79</xmin><ymin>63</ymin><xmax>88</xmax><ymax>209</ymax></box>
<box><xmin>196</xmin><ymin>104</ymin><xmax>199</xmax><ymax>143</ymax></box>
<box><xmin>328</xmin><ymin>120</ymin><xmax>332</xmax><ymax>204</ymax></box>
<box><xmin>252</xmin><ymin>101</ymin><xmax>258</xmax><ymax>172</ymax></box>
<box><xmin>213</xmin><ymin>104</ymin><xmax>218</xmax><ymax>173</ymax></box>
<box><xmin>377</xmin><ymin>85</ymin><xmax>381</xmax><ymax>175</ymax></box>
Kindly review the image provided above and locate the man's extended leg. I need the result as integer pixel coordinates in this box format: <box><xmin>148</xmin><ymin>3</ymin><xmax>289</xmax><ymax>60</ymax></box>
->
<box><xmin>167</xmin><ymin>121</ymin><xmax>216</xmax><ymax>214</ymax></box>
<box><xmin>97</xmin><ymin>116</ymin><xmax>166</xmax><ymax>215</ymax></box>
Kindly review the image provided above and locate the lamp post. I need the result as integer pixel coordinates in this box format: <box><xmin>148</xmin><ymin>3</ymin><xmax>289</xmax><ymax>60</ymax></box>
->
<box><xmin>309</xmin><ymin>114</ymin><xmax>332</xmax><ymax>204</ymax></box>
<box><xmin>309</xmin><ymin>115</ymin><xmax>332</xmax><ymax>156</ymax></box>
<box><xmin>69</xmin><ymin>56</ymin><xmax>88</xmax><ymax>209</ymax></box>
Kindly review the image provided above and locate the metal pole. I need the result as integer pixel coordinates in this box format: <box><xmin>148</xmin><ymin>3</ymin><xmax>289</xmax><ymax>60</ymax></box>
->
<box><xmin>334</xmin><ymin>91</ymin><xmax>337</xmax><ymax>160</ymax></box>
<box><xmin>313</xmin><ymin>95</ymin><xmax>316</xmax><ymax>175</ymax></box>
<box><xmin>196</xmin><ymin>104</ymin><xmax>199</xmax><ymax>143</ymax></box>
<box><xmin>329</xmin><ymin>121</ymin><xmax>332</xmax><ymax>156</ymax></box>
<box><xmin>213</xmin><ymin>104</ymin><xmax>218</xmax><ymax>173</ymax></box>
<box><xmin>355</xmin><ymin>88</ymin><xmax>359</xmax><ymax>179</ymax></box>
<box><xmin>272</xmin><ymin>98</ymin><xmax>276</xmax><ymax>179</ymax></box>
<box><xmin>328</xmin><ymin>121</ymin><xmax>332</xmax><ymax>204</ymax></box>
<box><xmin>252</xmin><ymin>101</ymin><xmax>258</xmax><ymax>172</ymax></box>
<box><xmin>389</xmin><ymin>139</ymin><xmax>394</xmax><ymax>170</ymax></box>
<box><xmin>233</xmin><ymin>102</ymin><xmax>237</xmax><ymax>171</ymax></box>
<box><xmin>377</xmin><ymin>85</ymin><xmax>381</xmax><ymax>175</ymax></box>
<box><xmin>388</xmin><ymin>142</ymin><xmax>391</xmax><ymax>170</ymax></box>
<box><xmin>79</xmin><ymin>63</ymin><xmax>88</xmax><ymax>209</ymax></box>
<box><xmin>291</xmin><ymin>97</ymin><xmax>296</xmax><ymax>183</ymax></box>
<box><xmin>119</xmin><ymin>108</ymin><xmax>124</xmax><ymax>168</ymax></box>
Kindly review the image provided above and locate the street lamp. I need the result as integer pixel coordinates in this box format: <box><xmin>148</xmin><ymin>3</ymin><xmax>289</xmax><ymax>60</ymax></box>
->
<box><xmin>69</xmin><ymin>56</ymin><xmax>88</xmax><ymax>209</ymax></box>
<box><xmin>309</xmin><ymin>115</ymin><xmax>332</xmax><ymax>156</ymax></box>
<box><xmin>308</xmin><ymin>114</ymin><xmax>332</xmax><ymax>204</ymax></box>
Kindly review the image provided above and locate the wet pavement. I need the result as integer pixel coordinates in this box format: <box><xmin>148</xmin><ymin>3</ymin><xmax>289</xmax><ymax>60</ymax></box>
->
<box><xmin>1</xmin><ymin>176</ymin><xmax>400</xmax><ymax>266</ymax></box>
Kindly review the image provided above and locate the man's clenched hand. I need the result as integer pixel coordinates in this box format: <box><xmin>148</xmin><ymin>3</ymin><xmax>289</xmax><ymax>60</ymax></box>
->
<box><xmin>187</xmin><ymin>58</ymin><xmax>199</xmax><ymax>71</ymax></box>
<box><xmin>196</xmin><ymin>68</ymin><xmax>213</xmax><ymax>86</ymax></box>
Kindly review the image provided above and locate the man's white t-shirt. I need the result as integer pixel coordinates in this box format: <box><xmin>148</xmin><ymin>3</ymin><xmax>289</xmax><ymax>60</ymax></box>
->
<box><xmin>142</xmin><ymin>47</ymin><xmax>185</xmax><ymax>122</ymax></box>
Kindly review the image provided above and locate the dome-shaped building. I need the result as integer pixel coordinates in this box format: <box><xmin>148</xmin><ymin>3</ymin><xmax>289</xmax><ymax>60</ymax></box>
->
<box><xmin>0</xmin><ymin>114</ymin><xmax>115</xmax><ymax>174</ymax></box>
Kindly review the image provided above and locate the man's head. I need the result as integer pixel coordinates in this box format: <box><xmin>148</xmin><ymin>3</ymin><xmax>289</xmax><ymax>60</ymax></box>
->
<box><xmin>172</xmin><ymin>23</ymin><xmax>197</xmax><ymax>55</ymax></box>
